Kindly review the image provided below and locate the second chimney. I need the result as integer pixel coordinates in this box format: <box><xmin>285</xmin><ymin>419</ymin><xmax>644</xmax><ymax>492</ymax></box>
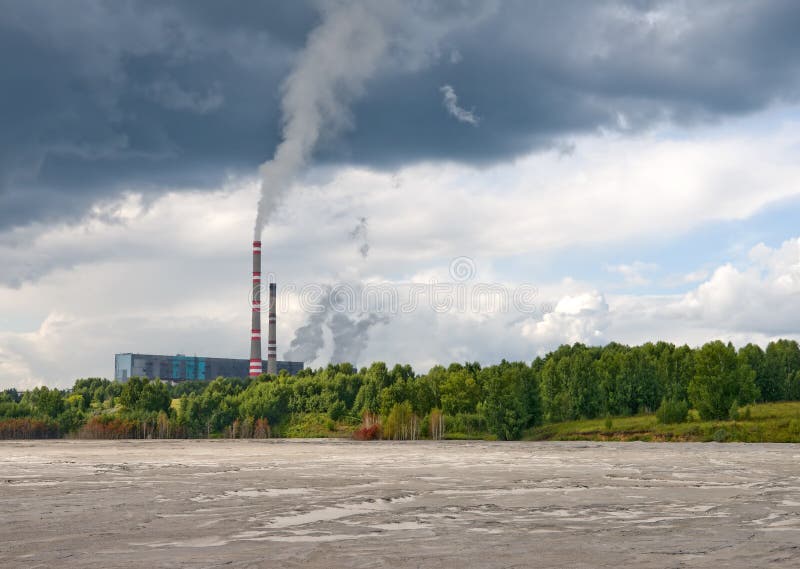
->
<box><xmin>267</xmin><ymin>282</ymin><xmax>277</xmax><ymax>375</ymax></box>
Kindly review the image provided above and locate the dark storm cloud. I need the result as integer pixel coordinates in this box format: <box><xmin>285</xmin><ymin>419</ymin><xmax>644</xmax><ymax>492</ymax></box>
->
<box><xmin>1</xmin><ymin>0</ymin><xmax>800</xmax><ymax>230</ymax></box>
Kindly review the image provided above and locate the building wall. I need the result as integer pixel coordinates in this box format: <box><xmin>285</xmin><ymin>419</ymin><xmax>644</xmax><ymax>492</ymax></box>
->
<box><xmin>114</xmin><ymin>353</ymin><xmax>303</xmax><ymax>382</ymax></box>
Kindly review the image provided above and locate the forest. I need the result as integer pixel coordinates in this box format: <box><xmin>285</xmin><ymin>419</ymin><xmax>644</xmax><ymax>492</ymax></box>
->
<box><xmin>2</xmin><ymin>339</ymin><xmax>800</xmax><ymax>441</ymax></box>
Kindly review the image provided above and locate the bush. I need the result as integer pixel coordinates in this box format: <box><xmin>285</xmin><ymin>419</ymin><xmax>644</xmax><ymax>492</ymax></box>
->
<box><xmin>352</xmin><ymin>411</ymin><xmax>381</xmax><ymax>440</ymax></box>
<box><xmin>328</xmin><ymin>400</ymin><xmax>347</xmax><ymax>421</ymax></box>
<box><xmin>352</xmin><ymin>424</ymin><xmax>381</xmax><ymax>440</ymax></box>
<box><xmin>444</xmin><ymin>413</ymin><xmax>487</xmax><ymax>436</ymax></box>
<box><xmin>78</xmin><ymin>416</ymin><xmax>138</xmax><ymax>439</ymax></box>
<box><xmin>383</xmin><ymin>401</ymin><xmax>420</xmax><ymax>440</ymax></box>
<box><xmin>656</xmin><ymin>398</ymin><xmax>689</xmax><ymax>424</ymax></box>
<box><xmin>713</xmin><ymin>428</ymin><xmax>729</xmax><ymax>442</ymax></box>
<box><xmin>0</xmin><ymin>418</ymin><xmax>59</xmax><ymax>439</ymax></box>
<box><xmin>604</xmin><ymin>416</ymin><xmax>613</xmax><ymax>430</ymax></box>
<box><xmin>428</xmin><ymin>408</ymin><xmax>445</xmax><ymax>440</ymax></box>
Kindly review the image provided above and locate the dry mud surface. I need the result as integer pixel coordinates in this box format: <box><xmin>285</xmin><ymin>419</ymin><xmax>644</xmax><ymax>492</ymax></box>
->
<box><xmin>1</xmin><ymin>440</ymin><xmax>799</xmax><ymax>568</ymax></box>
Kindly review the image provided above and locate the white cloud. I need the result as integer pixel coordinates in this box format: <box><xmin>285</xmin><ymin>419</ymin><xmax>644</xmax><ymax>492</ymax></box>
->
<box><xmin>521</xmin><ymin>292</ymin><xmax>609</xmax><ymax>347</ymax></box>
<box><xmin>607</xmin><ymin>262</ymin><xmax>659</xmax><ymax>286</ymax></box>
<box><xmin>3</xmin><ymin>112</ymin><xmax>800</xmax><ymax>386</ymax></box>
<box><xmin>673</xmin><ymin>238</ymin><xmax>800</xmax><ymax>335</ymax></box>
<box><xmin>682</xmin><ymin>268</ymin><xmax>710</xmax><ymax>284</ymax></box>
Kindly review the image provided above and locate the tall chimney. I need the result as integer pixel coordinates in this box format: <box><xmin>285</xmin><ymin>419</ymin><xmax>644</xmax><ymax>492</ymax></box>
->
<box><xmin>267</xmin><ymin>282</ymin><xmax>277</xmax><ymax>375</ymax></box>
<box><xmin>249</xmin><ymin>240</ymin><xmax>262</xmax><ymax>377</ymax></box>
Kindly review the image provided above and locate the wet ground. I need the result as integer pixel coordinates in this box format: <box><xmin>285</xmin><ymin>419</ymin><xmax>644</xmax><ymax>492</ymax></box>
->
<box><xmin>1</xmin><ymin>440</ymin><xmax>799</xmax><ymax>568</ymax></box>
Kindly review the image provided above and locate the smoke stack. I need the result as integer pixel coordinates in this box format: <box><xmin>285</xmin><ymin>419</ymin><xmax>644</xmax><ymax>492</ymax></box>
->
<box><xmin>249</xmin><ymin>240</ymin><xmax>262</xmax><ymax>377</ymax></box>
<box><xmin>267</xmin><ymin>282</ymin><xmax>277</xmax><ymax>375</ymax></box>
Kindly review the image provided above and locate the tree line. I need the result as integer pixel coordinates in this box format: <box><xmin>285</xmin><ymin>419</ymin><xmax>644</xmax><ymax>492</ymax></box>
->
<box><xmin>2</xmin><ymin>339</ymin><xmax>800</xmax><ymax>440</ymax></box>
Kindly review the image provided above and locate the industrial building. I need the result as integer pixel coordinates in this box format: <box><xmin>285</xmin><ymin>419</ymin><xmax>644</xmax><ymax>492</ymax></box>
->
<box><xmin>114</xmin><ymin>353</ymin><xmax>303</xmax><ymax>383</ymax></box>
<box><xmin>114</xmin><ymin>240</ymin><xmax>300</xmax><ymax>383</ymax></box>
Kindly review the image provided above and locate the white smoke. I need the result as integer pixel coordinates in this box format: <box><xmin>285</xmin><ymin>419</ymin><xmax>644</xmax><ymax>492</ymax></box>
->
<box><xmin>254</xmin><ymin>3</ymin><xmax>388</xmax><ymax>237</ymax></box>
<box><xmin>283</xmin><ymin>284</ymin><xmax>389</xmax><ymax>365</ymax></box>
<box><xmin>254</xmin><ymin>2</ymin><xmax>497</xmax><ymax>237</ymax></box>
<box><xmin>350</xmin><ymin>216</ymin><xmax>369</xmax><ymax>258</ymax></box>
<box><xmin>440</xmin><ymin>84</ymin><xmax>480</xmax><ymax>125</ymax></box>
<box><xmin>259</xmin><ymin>1</ymin><xmax>497</xmax><ymax>364</ymax></box>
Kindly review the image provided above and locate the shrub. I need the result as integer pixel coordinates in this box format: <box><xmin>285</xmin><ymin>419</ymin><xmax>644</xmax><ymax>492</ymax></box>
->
<box><xmin>78</xmin><ymin>416</ymin><xmax>138</xmax><ymax>439</ymax></box>
<box><xmin>352</xmin><ymin>411</ymin><xmax>382</xmax><ymax>440</ymax></box>
<box><xmin>384</xmin><ymin>401</ymin><xmax>420</xmax><ymax>440</ymax></box>
<box><xmin>444</xmin><ymin>413</ymin><xmax>487</xmax><ymax>436</ymax></box>
<box><xmin>713</xmin><ymin>428</ymin><xmax>729</xmax><ymax>442</ymax></box>
<box><xmin>604</xmin><ymin>416</ymin><xmax>613</xmax><ymax>430</ymax></box>
<box><xmin>0</xmin><ymin>418</ymin><xmax>59</xmax><ymax>439</ymax></box>
<box><xmin>656</xmin><ymin>398</ymin><xmax>689</xmax><ymax>424</ymax></box>
<box><xmin>328</xmin><ymin>400</ymin><xmax>347</xmax><ymax>421</ymax></box>
<box><xmin>353</xmin><ymin>424</ymin><xmax>381</xmax><ymax>440</ymax></box>
<box><xmin>429</xmin><ymin>408</ymin><xmax>445</xmax><ymax>440</ymax></box>
<box><xmin>253</xmin><ymin>417</ymin><xmax>271</xmax><ymax>438</ymax></box>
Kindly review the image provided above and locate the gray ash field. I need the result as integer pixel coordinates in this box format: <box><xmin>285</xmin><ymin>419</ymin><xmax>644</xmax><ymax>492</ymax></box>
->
<box><xmin>2</xmin><ymin>441</ymin><xmax>799</xmax><ymax>568</ymax></box>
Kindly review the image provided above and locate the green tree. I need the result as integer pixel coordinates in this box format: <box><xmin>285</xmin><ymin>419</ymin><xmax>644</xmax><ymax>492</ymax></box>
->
<box><xmin>239</xmin><ymin>379</ymin><xmax>291</xmax><ymax>427</ymax></box>
<box><xmin>595</xmin><ymin>343</ymin><xmax>633</xmax><ymax>416</ymax></box>
<box><xmin>139</xmin><ymin>379</ymin><xmax>171</xmax><ymax>413</ymax></box>
<box><xmin>763</xmin><ymin>340</ymin><xmax>800</xmax><ymax>401</ymax></box>
<box><xmin>414</xmin><ymin>366</ymin><xmax>446</xmax><ymax>415</ymax></box>
<box><xmin>540</xmin><ymin>344</ymin><xmax>602</xmax><ymax>421</ymax></box>
<box><xmin>479</xmin><ymin>361</ymin><xmax>535</xmax><ymax>440</ymax></box>
<box><xmin>786</xmin><ymin>370</ymin><xmax>800</xmax><ymax>401</ymax></box>
<box><xmin>689</xmin><ymin>341</ymin><xmax>759</xmax><ymax>420</ymax></box>
<box><xmin>30</xmin><ymin>386</ymin><xmax>65</xmax><ymax>418</ymax></box>
<box><xmin>383</xmin><ymin>401</ymin><xmax>419</xmax><ymax>440</ymax></box>
<box><xmin>627</xmin><ymin>346</ymin><xmax>662</xmax><ymax>414</ymax></box>
<box><xmin>739</xmin><ymin>343</ymin><xmax>767</xmax><ymax>401</ymax></box>
<box><xmin>353</xmin><ymin>362</ymin><xmax>390</xmax><ymax>414</ymax></box>
<box><xmin>440</xmin><ymin>368</ymin><xmax>482</xmax><ymax>415</ymax></box>
<box><xmin>658</xmin><ymin>345</ymin><xmax>694</xmax><ymax>401</ymax></box>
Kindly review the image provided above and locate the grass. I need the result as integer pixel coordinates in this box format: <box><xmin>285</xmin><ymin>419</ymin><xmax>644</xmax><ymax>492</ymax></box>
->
<box><xmin>525</xmin><ymin>401</ymin><xmax>800</xmax><ymax>443</ymax></box>
<box><xmin>280</xmin><ymin>413</ymin><xmax>360</xmax><ymax>438</ymax></box>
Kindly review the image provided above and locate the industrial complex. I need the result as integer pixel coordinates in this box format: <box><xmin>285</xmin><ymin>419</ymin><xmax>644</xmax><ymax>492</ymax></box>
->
<box><xmin>114</xmin><ymin>240</ymin><xmax>303</xmax><ymax>382</ymax></box>
<box><xmin>113</xmin><ymin>353</ymin><xmax>302</xmax><ymax>382</ymax></box>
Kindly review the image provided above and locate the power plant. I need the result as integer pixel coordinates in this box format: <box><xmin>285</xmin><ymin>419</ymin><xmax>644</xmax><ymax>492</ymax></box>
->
<box><xmin>114</xmin><ymin>239</ymin><xmax>302</xmax><ymax>382</ymax></box>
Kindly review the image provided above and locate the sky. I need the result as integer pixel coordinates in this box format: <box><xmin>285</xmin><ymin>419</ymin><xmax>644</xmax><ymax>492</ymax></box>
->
<box><xmin>2</xmin><ymin>0</ymin><xmax>800</xmax><ymax>388</ymax></box>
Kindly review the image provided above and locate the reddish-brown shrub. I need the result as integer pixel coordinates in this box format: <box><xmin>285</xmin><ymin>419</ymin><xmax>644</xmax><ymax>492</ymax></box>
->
<box><xmin>253</xmin><ymin>417</ymin><xmax>271</xmax><ymax>438</ymax></box>
<box><xmin>78</xmin><ymin>416</ymin><xmax>138</xmax><ymax>439</ymax></box>
<box><xmin>352</xmin><ymin>423</ymin><xmax>381</xmax><ymax>441</ymax></box>
<box><xmin>0</xmin><ymin>418</ymin><xmax>59</xmax><ymax>439</ymax></box>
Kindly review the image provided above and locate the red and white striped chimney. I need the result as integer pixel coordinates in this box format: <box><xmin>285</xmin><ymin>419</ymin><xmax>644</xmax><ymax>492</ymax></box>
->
<box><xmin>249</xmin><ymin>240</ymin><xmax>262</xmax><ymax>377</ymax></box>
<box><xmin>267</xmin><ymin>282</ymin><xmax>277</xmax><ymax>375</ymax></box>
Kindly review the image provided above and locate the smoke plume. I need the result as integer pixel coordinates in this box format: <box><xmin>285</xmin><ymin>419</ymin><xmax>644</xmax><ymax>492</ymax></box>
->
<box><xmin>254</xmin><ymin>1</ymin><xmax>497</xmax><ymax>237</ymax></box>
<box><xmin>266</xmin><ymin>2</ymin><xmax>495</xmax><ymax>364</ymax></box>
<box><xmin>440</xmin><ymin>84</ymin><xmax>480</xmax><ymax>125</ymax></box>
<box><xmin>282</xmin><ymin>308</ymin><xmax>328</xmax><ymax>364</ymax></box>
<box><xmin>283</xmin><ymin>284</ymin><xmax>389</xmax><ymax>366</ymax></box>
<box><xmin>254</xmin><ymin>3</ymin><xmax>388</xmax><ymax>237</ymax></box>
<box><xmin>350</xmin><ymin>216</ymin><xmax>369</xmax><ymax>258</ymax></box>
